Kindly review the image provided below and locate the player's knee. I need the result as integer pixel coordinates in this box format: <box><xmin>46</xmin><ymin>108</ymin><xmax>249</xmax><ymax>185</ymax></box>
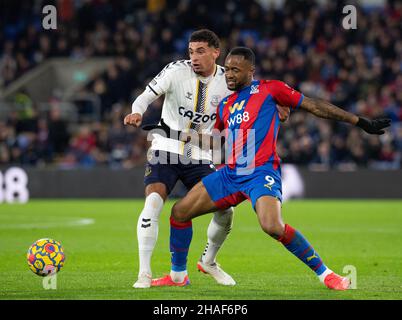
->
<box><xmin>214</xmin><ymin>207</ymin><xmax>234</xmax><ymax>227</ymax></box>
<box><xmin>260</xmin><ymin>221</ymin><xmax>284</xmax><ymax>238</ymax></box>
<box><xmin>145</xmin><ymin>183</ymin><xmax>168</xmax><ymax>201</ymax></box>
<box><xmin>171</xmin><ymin>202</ymin><xmax>190</xmax><ymax>223</ymax></box>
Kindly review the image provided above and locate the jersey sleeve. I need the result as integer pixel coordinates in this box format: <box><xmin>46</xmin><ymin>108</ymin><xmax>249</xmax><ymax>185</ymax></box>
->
<box><xmin>267</xmin><ymin>80</ymin><xmax>304</xmax><ymax>109</ymax></box>
<box><xmin>131</xmin><ymin>83</ymin><xmax>166</xmax><ymax>115</ymax></box>
<box><xmin>147</xmin><ymin>62</ymin><xmax>176</xmax><ymax>96</ymax></box>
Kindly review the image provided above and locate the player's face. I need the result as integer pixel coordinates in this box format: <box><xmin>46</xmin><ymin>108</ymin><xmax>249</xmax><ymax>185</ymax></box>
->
<box><xmin>188</xmin><ymin>42</ymin><xmax>220</xmax><ymax>77</ymax></box>
<box><xmin>224</xmin><ymin>55</ymin><xmax>254</xmax><ymax>91</ymax></box>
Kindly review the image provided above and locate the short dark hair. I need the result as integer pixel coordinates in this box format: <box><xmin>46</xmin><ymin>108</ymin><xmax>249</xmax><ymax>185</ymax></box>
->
<box><xmin>189</xmin><ymin>29</ymin><xmax>220</xmax><ymax>48</ymax></box>
<box><xmin>228</xmin><ymin>47</ymin><xmax>255</xmax><ymax>66</ymax></box>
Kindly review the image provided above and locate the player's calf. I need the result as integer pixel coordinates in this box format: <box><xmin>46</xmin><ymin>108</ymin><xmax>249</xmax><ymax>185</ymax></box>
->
<box><xmin>169</xmin><ymin>217</ymin><xmax>193</xmax><ymax>283</ymax></box>
<box><xmin>136</xmin><ymin>192</ymin><xmax>164</xmax><ymax>280</ymax></box>
<box><xmin>201</xmin><ymin>208</ymin><xmax>233</xmax><ymax>264</ymax></box>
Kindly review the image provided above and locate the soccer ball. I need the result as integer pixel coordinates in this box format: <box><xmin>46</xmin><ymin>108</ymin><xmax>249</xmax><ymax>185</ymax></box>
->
<box><xmin>27</xmin><ymin>238</ymin><xmax>65</xmax><ymax>276</ymax></box>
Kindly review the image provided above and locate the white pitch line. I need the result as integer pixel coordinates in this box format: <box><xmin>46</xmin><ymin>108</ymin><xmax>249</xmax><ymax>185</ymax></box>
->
<box><xmin>0</xmin><ymin>218</ymin><xmax>95</xmax><ymax>229</ymax></box>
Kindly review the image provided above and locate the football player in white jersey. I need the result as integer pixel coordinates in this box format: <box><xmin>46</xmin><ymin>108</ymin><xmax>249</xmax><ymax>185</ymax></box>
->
<box><xmin>124</xmin><ymin>29</ymin><xmax>236</xmax><ymax>288</ymax></box>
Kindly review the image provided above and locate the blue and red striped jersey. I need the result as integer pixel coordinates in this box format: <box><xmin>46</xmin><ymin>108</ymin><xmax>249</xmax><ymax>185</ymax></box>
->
<box><xmin>214</xmin><ymin>79</ymin><xmax>304</xmax><ymax>170</ymax></box>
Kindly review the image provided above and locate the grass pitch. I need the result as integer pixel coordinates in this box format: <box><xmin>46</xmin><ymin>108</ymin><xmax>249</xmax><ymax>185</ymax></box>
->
<box><xmin>0</xmin><ymin>199</ymin><xmax>401</xmax><ymax>300</ymax></box>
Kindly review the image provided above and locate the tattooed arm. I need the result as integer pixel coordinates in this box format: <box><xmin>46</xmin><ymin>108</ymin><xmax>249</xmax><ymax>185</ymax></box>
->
<box><xmin>300</xmin><ymin>96</ymin><xmax>359</xmax><ymax>124</ymax></box>
<box><xmin>300</xmin><ymin>96</ymin><xmax>391</xmax><ymax>135</ymax></box>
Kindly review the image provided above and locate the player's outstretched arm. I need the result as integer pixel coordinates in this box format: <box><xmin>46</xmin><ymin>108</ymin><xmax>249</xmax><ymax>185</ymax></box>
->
<box><xmin>124</xmin><ymin>64</ymin><xmax>170</xmax><ymax>127</ymax></box>
<box><xmin>300</xmin><ymin>96</ymin><xmax>391</xmax><ymax>134</ymax></box>
<box><xmin>124</xmin><ymin>87</ymin><xmax>159</xmax><ymax>127</ymax></box>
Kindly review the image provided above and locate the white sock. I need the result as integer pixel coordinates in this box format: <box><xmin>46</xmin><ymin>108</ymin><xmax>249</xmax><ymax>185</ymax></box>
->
<box><xmin>170</xmin><ymin>270</ymin><xmax>187</xmax><ymax>283</ymax></box>
<box><xmin>202</xmin><ymin>207</ymin><xmax>234</xmax><ymax>265</ymax></box>
<box><xmin>137</xmin><ymin>192</ymin><xmax>164</xmax><ymax>277</ymax></box>
<box><xmin>318</xmin><ymin>267</ymin><xmax>332</xmax><ymax>283</ymax></box>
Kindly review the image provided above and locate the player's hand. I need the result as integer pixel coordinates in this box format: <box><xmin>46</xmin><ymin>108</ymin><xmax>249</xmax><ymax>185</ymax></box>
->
<box><xmin>277</xmin><ymin>105</ymin><xmax>290</xmax><ymax>122</ymax></box>
<box><xmin>356</xmin><ymin>117</ymin><xmax>391</xmax><ymax>135</ymax></box>
<box><xmin>124</xmin><ymin>113</ymin><xmax>142</xmax><ymax>127</ymax></box>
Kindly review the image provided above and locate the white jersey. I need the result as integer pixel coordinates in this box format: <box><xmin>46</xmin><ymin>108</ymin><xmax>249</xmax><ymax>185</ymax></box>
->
<box><xmin>142</xmin><ymin>60</ymin><xmax>232</xmax><ymax>161</ymax></box>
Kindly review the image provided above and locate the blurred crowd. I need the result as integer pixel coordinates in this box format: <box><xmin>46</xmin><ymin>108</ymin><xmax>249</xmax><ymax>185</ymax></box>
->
<box><xmin>0</xmin><ymin>0</ymin><xmax>401</xmax><ymax>169</ymax></box>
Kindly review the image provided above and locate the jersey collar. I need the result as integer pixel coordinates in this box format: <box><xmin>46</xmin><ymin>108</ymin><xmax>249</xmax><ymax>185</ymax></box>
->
<box><xmin>237</xmin><ymin>79</ymin><xmax>260</xmax><ymax>94</ymax></box>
